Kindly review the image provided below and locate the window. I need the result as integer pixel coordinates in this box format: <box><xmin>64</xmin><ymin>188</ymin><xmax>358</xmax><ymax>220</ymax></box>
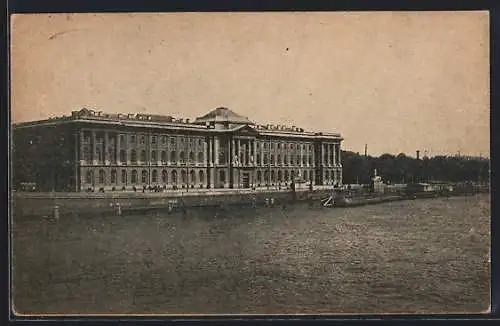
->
<box><xmin>83</xmin><ymin>147</ymin><xmax>92</xmax><ymax>161</ymax></box>
<box><xmin>161</xmin><ymin>151</ymin><xmax>167</xmax><ymax>164</ymax></box>
<box><xmin>303</xmin><ymin>170</ymin><xmax>308</xmax><ymax>181</ymax></box>
<box><xmin>96</xmin><ymin>148</ymin><xmax>103</xmax><ymax>162</ymax></box>
<box><xmin>111</xmin><ymin>169</ymin><xmax>117</xmax><ymax>184</ymax></box>
<box><xmin>181</xmin><ymin>170</ymin><xmax>187</xmax><ymax>183</ymax></box>
<box><xmin>277</xmin><ymin>155</ymin><xmax>281</xmax><ymax>165</ymax></box>
<box><xmin>141</xmin><ymin>170</ymin><xmax>148</xmax><ymax>183</ymax></box>
<box><xmin>140</xmin><ymin>136</ymin><xmax>146</xmax><ymax>144</ymax></box>
<box><xmin>257</xmin><ymin>171</ymin><xmax>262</xmax><ymax>182</ymax></box>
<box><xmin>131</xmin><ymin>170</ymin><xmax>138</xmax><ymax>184</ymax></box>
<box><xmin>198</xmin><ymin>152</ymin><xmax>204</xmax><ymax>163</ymax></box>
<box><xmin>130</xmin><ymin>135</ymin><xmax>136</xmax><ymax>143</ymax></box>
<box><xmin>162</xmin><ymin>136</ymin><xmax>167</xmax><ymax>144</ymax></box>
<box><xmin>198</xmin><ymin>170</ymin><xmax>205</xmax><ymax>183</ymax></box>
<box><xmin>120</xmin><ymin>150</ymin><xmax>127</xmax><ymax>163</ymax></box>
<box><xmin>303</xmin><ymin>156</ymin><xmax>307</xmax><ymax>165</ymax></box>
<box><xmin>131</xmin><ymin>150</ymin><xmax>137</xmax><ymax>163</ymax></box>
<box><xmin>171</xmin><ymin>170</ymin><xmax>177</xmax><ymax>184</ymax></box>
<box><xmin>296</xmin><ymin>156</ymin><xmax>300</xmax><ymax>165</ymax></box>
<box><xmin>291</xmin><ymin>170</ymin><xmax>295</xmax><ymax>180</ymax></box>
<box><xmin>171</xmin><ymin>137</ymin><xmax>175</xmax><ymax>145</ymax></box>
<box><xmin>219</xmin><ymin>151</ymin><xmax>226</xmax><ymax>164</ymax></box>
<box><xmin>152</xmin><ymin>170</ymin><xmax>158</xmax><ymax>183</ymax></box>
<box><xmin>179</xmin><ymin>151</ymin><xmax>185</xmax><ymax>163</ymax></box>
<box><xmin>257</xmin><ymin>142</ymin><xmax>260</xmax><ymax>149</ymax></box>
<box><xmin>190</xmin><ymin>170</ymin><xmax>196</xmax><ymax>183</ymax></box>
<box><xmin>86</xmin><ymin>170</ymin><xmax>93</xmax><ymax>184</ymax></box>
<box><xmin>140</xmin><ymin>150</ymin><xmax>147</xmax><ymax>163</ymax></box>
<box><xmin>256</xmin><ymin>154</ymin><xmax>261</xmax><ymax>165</ymax></box>
<box><xmin>309</xmin><ymin>156</ymin><xmax>313</xmax><ymax>165</ymax></box>
<box><xmin>278</xmin><ymin>143</ymin><xmax>281</xmax><ymax>149</ymax></box>
<box><xmin>278</xmin><ymin>170</ymin><xmax>282</xmax><ymax>182</ymax></box>
<box><xmin>99</xmin><ymin>169</ymin><xmax>105</xmax><ymax>184</ymax></box>
<box><xmin>121</xmin><ymin>170</ymin><xmax>127</xmax><ymax>184</ymax></box>
<box><xmin>189</xmin><ymin>152</ymin><xmax>195</xmax><ymax>162</ymax></box>
<box><xmin>120</xmin><ymin>134</ymin><xmax>126</xmax><ymax>144</ymax></box>
<box><xmin>171</xmin><ymin>151</ymin><xmax>177</xmax><ymax>163</ymax></box>
<box><xmin>264</xmin><ymin>143</ymin><xmax>268</xmax><ymax>150</ymax></box>
<box><xmin>83</xmin><ymin>131</ymin><xmax>91</xmax><ymax>143</ymax></box>
<box><xmin>285</xmin><ymin>170</ymin><xmax>289</xmax><ymax>181</ymax></box>
<box><xmin>271</xmin><ymin>171</ymin><xmax>275</xmax><ymax>182</ymax></box>
<box><xmin>109</xmin><ymin>146</ymin><xmax>116</xmax><ymax>163</ymax></box>
<box><xmin>284</xmin><ymin>155</ymin><xmax>288</xmax><ymax>165</ymax></box>
<box><xmin>264</xmin><ymin>154</ymin><xmax>268</xmax><ymax>165</ymax></box>
<box><xmin>151</xmin><ymin>150</ymin><xmax>157</xmax><ymax>162</ymax></box>
<box><xmin>162</xmin><ymin>170</ymin><xmax>168</xmax><ymax>183</ymax></box>
<box><xmin>152</xmin><ymin>136</ymin><xmax>157</xmax><ymax>144</ymax></box>
<box><xmin>270</xmin><ymin>155</ymin><xmax>274</xmax><ymax>165</ymax></box>
<box><xmin>264</xmin><ymin>171</ymin><xmax>269</xmax><ymax>182</ymax></box>
<box><xmin>219</xmin><ymin>170</ymin><xmax>226</xmax><ymax>183</ymax></box>
<box><xmin>198</xmin><ymin>139</ymin><xmax>202</xmax><ymax>146</ymax></box>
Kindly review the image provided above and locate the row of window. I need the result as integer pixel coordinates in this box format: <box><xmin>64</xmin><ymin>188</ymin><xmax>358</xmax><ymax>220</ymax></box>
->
<box><xmin>85</xmin><ymin>169</ymin><xmax>205</xmax><ymax>185</ymax></box>
<box><xmin>85</xmin><ymin>168</ymin><xmax>339</xmax><ymax>186</ymax></box>
<box><xmin>84</xmin><ymin>132</ymin><xmax>205</xmax><ymax>146</ymax></box>
<box><xmin>256</xmin><ymin>170</ymin><xmax>312</xmax><ymax>183</ymax></box>
<box><xmin>260</xmin><ymin>153</ymin><xmax>314</xmax><ymax>166</ymax></box>
<box><xmin>82</xmin><ymin>132</ymin><xmax>337</xmax><ymax>152</ymax></box>
<box><xmin>83</xmin><ymin>149</ymin><xmax>206</xmax><ymax>164</ymax></box>
<box><xmin>82</xmin><ymin>149</ymin><xmax>322</xmax><ymax>166</ymax></box>
<box><xmin>257</xmin><ymin>142</ymin><xmax>314</xmax><ymax>151</ymax></box>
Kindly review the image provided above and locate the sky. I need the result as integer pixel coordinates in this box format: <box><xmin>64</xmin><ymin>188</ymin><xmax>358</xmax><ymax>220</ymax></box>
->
<box><xmin>10</xmin><ymin>12</ymin><xmax>490</xmax><ymax>157</ymax></box>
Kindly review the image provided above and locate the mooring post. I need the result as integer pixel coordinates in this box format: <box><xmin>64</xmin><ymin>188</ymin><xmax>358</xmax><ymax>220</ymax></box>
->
<box><xmin>115</xmin><ymin>203</ymin><xmax>122</xmax><ymax>216</ymax></box>
<box><xmin>53</xmin><ymin>205</ymin><xmax>60</xmax><ymax>220</ymax></box>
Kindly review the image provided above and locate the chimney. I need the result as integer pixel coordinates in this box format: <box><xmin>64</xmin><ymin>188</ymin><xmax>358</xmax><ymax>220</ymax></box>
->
<box><xmin>416</xmin><ymin>150</ymin><xmax>420</xmax><ymax>160</ymax></box>
<box><xmin>364</xmin><ymin>144</ymin><xmax>367</xmax><ymax>157</ymax></box>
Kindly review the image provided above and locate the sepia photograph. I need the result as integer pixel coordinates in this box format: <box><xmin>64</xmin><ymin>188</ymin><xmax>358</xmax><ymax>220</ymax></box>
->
<box><xmin>10</xmin><ymin>11</ymin><xmax>490</xmax><ymax>315</ymax></box>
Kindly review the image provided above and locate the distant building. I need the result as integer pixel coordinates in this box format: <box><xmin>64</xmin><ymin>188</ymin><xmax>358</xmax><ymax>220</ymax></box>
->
<box><xmin>406</xmin><ymin>183</ymin><xmax>436</xmax><ymax>193</ymax></box>
<box><xmin>12</xmin><ymin>107</ymin><xmax>343</xmax><ymax>192</ymax></box>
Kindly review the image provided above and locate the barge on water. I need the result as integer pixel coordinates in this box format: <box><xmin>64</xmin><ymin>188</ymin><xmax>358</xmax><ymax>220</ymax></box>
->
<box><xmin>319</xmin><ymin>182</ymin><xmax>459</xmax><ymax>208</ymax></box>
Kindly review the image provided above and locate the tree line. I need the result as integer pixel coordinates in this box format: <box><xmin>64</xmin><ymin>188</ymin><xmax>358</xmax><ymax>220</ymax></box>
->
<box><xmin>341</xmin><ymin>151</ymin><xmax>490</xmax><ymax>185</ymax></box>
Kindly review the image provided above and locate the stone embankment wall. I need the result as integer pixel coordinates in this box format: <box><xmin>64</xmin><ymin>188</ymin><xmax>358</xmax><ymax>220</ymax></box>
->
<box><xmin>12</xmin><ymin>189</ymin><xmax>332</xmax><ymax>218</ymax></box>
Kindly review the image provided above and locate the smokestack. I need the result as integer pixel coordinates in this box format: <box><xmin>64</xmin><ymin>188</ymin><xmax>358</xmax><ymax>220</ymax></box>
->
<box><xmin>364</xmin><ymin>144</ymin><xmax>367</xmax><ymax>157</ymax></box>
<box><xmin>416</xmin><ymin>150</ymin><xmax>420</xmax><ymax>160</ymax></box>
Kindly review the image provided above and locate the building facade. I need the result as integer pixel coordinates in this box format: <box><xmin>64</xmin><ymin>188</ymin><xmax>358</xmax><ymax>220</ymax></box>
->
<box><xmin>13</xmin><ymin>107</ymin><xmax>343</xmax><ymax>192</ymax></box>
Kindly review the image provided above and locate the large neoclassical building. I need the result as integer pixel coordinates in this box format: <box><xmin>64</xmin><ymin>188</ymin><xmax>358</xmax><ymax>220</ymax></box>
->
<box><xmin>13</xmin><ymin>107</ymin><xmax>343</xmax><ymax>192</ymax></box>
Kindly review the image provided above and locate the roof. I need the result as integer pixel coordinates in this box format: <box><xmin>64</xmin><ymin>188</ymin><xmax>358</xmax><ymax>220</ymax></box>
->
<box><xmin>194</xmin><ymin>107</ymin><xmax>254</xmax><ymax>125</ymax></box>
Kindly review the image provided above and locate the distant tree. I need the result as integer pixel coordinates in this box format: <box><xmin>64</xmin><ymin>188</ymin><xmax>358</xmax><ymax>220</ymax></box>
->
<box><xmin>341</xmin><ymin>151</ymin><xmax>489</xmax><ymax>184</ymax></box>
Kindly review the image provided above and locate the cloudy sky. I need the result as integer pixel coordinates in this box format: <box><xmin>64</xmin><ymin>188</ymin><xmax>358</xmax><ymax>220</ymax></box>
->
<box><xmin>11</xmin><ymin>12</ymin><xmax>489</xmax><ymax>157</ymax></box>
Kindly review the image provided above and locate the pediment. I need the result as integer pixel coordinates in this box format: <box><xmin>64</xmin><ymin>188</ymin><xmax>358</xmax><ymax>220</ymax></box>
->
<box><xmin>231</xmin><ymin>124</ymin><xmax>259</xmax><ymax>135</ymax></box>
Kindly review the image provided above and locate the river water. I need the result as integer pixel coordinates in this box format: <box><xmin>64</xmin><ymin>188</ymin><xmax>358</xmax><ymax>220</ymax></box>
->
<box><xmin>12</xmin><ymin>194</ymin><xmax>491</xmax><ymax>315</ymax></box>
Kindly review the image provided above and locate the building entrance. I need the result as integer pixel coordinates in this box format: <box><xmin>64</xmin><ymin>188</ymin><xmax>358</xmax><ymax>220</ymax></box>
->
<box><xmin>242</xmin><ymin>173</ymin><xmax>250</xmax><ymax>188</ymax></box>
